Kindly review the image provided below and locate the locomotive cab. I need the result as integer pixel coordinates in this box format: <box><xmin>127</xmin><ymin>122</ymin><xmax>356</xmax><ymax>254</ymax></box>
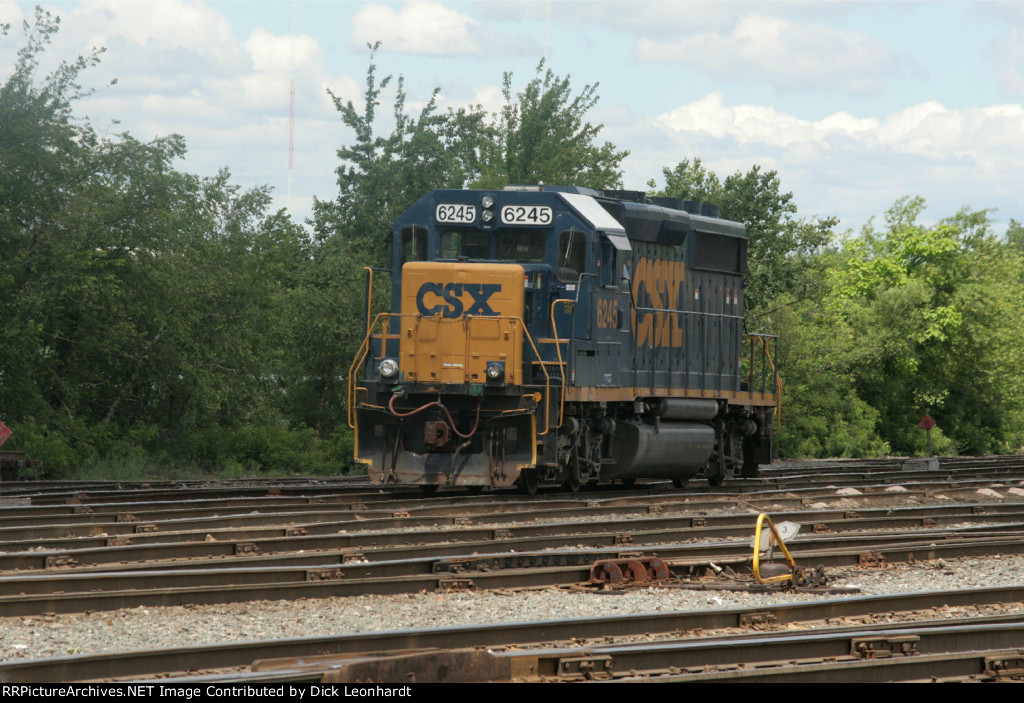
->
<box><xmin>349</xmin><ymin>186</ymin><xmax>779</xmax><ymax>492</ymax></box>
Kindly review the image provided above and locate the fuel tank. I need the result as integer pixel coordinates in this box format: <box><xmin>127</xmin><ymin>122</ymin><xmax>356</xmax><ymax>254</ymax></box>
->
<box><xmin>603</xmin><ymin>421</ymin><xmax>715</xmax><ymax>480</ymax></box>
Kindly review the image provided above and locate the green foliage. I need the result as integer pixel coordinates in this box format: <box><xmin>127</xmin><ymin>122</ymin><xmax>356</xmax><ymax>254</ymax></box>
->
<box><xmin>0</xmin><ymin>11</ymin><xmax>355</xmax><ymax>477</ymax></box>
<box><xmin>826</xmin><ymin>199</ymin><xmax>1024</xmax><ymax>455</ymax></box>
<box><xmin>755</xmin><ymin>197</ymin><xmax>1024</xmax><ymax>459</ymax></box>
<box><xmin>189</xmin><ymin>421</ymin><xmax>343</xmax><ymax>476</ymax></box>
<box><xmin>1007</xmin><ymin>218</ymin><xmax>1024</xmax><ymax>253</ymax></box>
<box><xmin>646</xmin><ymin>168</ymin><xmax>1024</xmax><ymax>459</ymax></box>
<box><xmin>475</xmin><ymin>60</ymin><xmax>628</xmax><ymax>190</ymax></box>
<box><xmin>312</xmin><ymin>42</ymin><xmax>489</xmax><ymax>267</ymax></box>
<box><xmin>761</xmin><ymin>293</ymin><xmax>891</xmax><ymax>459</ymax></box>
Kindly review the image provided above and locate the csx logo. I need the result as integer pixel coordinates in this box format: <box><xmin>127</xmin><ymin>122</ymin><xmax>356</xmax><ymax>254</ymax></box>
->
<box><xmin>632</xmin><ymin>258</ymin><xmax>686</xmax><ymax>348</ymax></box>
<box><xmin>416</xmin><ymin>282</ymin><xmax>502</xmax><ymax>318</ymax></box>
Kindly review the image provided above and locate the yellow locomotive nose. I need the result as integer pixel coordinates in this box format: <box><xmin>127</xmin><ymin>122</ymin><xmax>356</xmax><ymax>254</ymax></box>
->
<box><xmin>400</xmin><ymin>262</ymin><xmax>525</xmax><ymax>385</ymax></box>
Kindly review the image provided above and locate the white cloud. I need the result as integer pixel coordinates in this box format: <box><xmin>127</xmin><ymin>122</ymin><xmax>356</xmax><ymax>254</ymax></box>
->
<box><xmin>554</xmin><ymin>1</ymin><xmax>759</xmax><ymax>36</ymax></box>
<box><xmin>351</xmin><ymin>1</ymin><xmax>536</xmax><ymax>57</ymax></box>
<box><xmin>637</xmin><ymin>14</ymin><xmax>898</xmax><ymax>95</ymax></box>
<box><xmin>657</xmin><ymin>93</ymin><xmax>1024</xmax><ymax>163</ymax></box>
<box><xmin>0</xmin><ymin>2</ymin><xmax>362</xmax><ymax>227</ymax></box>
<box><xmin>468</xmin><ymin>84</ymin><xmax>505</xmax><ymax>115</ymax></box>
<box><xmin>352</xmin><ymin>1</ymin><xmax>483</xmax><ymax>55</ymax></box>
<box><xmin>0</xmin><ymin>0</ymin><xmax>24</xmax><ymax>25</ymax></box>
<box><xmin>246</xmin><ymin>28</ymin><xmax>323</xmax><ymax>76</ymax></box>
<box><xmin>646</xmin><ymin>93</ymin><xmax>1024</xmax><ymax>230</ymax></box>
<box><xmin>83</xmin><ymin>0</ymin><xmax>240</xmax><ymax>64</ymax></box>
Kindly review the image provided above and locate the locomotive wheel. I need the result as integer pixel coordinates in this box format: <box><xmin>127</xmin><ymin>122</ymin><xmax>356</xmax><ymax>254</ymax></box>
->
<box><xmin>565</xmin><ymin>452</ymin><xmax>583</xmax><ymax>492</ymax></box>
<box><xmin>672</xmin><ymin>477</ymin><xmax>689</xmax><ymax>489</ymax></box>
<box><xmin>707</xmin><ymin>475</ymin><xmax>724</xmax><ymax>487</ymax></box>
<box><xmin>518</xmin><ymin>469</ymin><xmax>539</xmax><ymax>495</ymax></box>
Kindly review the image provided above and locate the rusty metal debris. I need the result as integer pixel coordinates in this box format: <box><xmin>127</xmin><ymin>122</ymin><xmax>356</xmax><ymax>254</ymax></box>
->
<box><xmin>589</xmin><ymin>557</ymin><xmax>670</xmax><ymax>585</ymax></box>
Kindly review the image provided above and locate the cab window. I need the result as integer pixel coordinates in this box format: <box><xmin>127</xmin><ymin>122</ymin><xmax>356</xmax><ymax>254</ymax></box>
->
<box><xmin>440</xmin><ymin>230</ymin><xmax>490</xmax><ymax>259</ymax></box>
<box><xmin>557</xmin><ymin>229</ymin><xmax>586</xmax><ymax>282</ymax></box>
<box><xmin>400</xmin><ymin>226</ymin><xmax>428</xmax><ymax>266</ymax></box>
<box><xmin>496</xmin><ymin>230</ymin><xmax>547</xmax><ymax>262</ymax></box>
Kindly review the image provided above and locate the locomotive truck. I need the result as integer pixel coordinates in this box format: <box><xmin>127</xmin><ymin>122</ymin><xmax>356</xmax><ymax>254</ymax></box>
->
<box><xmin>349</xmin><ymin>185</ymin><xmax>780</xmax><ymax>493</ymax></box>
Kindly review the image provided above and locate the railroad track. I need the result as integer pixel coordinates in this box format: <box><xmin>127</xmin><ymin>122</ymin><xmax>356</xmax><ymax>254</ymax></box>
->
<box><xmin>2</xmin><ymin>454</ymin><xmax>1021</xmax><ymax>504</ymax></box>
<box><xmin>1</xmin><ymin>455</ymin><xmax>1023</xmax><ymax>682</ymax></box>
<box><xmin>1</xmin><ymin>586</ymin><xmax>1023</xmax><ymax>682</ymax></box>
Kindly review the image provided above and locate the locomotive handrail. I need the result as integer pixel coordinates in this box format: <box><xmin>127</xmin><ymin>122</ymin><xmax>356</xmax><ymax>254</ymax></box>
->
<box><xmin>516</xmin><ymin>318</ymin><xmax>555</xmax><ymax>435</ymax></box>
<box><xmin>743</xmin><ymin>333</ymin><xmax>782</xmax><ymax>428</ymax></box>
<box><xmin>633</xmin><ymin>306</ymin><xmax>746</xmax><ymax>321</ymax></box>
<box><xmin>347</xmin><ymin>311</ymin><xmax>390</xmax><ymax>428</ymax></box>
<box><xmin>550</xmin><ymin>298</ymin><xmax>576</xmax><ymax>429</ymax></box>
<box><xmin>348</xmin><ymin>311</ymin><xmax>557</xmax><ymax>435</ymax></box>
<box><xmin>363</xmin><ymin>266</ymin><xmax>374</xmax><ymax>339</ymax></box>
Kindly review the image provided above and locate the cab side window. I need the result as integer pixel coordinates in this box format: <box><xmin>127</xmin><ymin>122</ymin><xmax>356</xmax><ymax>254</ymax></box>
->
<box><xmin>400</xmin><ymin>226</ymin><xmax>428</xmax><ymax>266</ymax></box>
<box><xmin>557</xmin><ymin>229</ymin><xmax>586</xmax><ymax>282</ymax></box>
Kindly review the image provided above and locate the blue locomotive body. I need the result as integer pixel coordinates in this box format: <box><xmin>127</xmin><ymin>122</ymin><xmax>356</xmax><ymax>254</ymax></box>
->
<box><xmin>350</xmin><ymin>186</ymin><xmax>779</xmax><ymax>492</ymax></box>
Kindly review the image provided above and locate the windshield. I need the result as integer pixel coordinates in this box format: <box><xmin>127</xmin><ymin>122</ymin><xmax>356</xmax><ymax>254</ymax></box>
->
<box><xmin>440</xmin><ymin>229</ymin><xmax>548</xmax><ymax>263</ymax></box>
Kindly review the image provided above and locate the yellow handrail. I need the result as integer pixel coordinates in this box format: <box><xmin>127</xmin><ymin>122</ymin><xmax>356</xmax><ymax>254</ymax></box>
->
<box><xmin>363</xmin><ymin>267</ymin><xmax>374</xmax><ymax>339</ymax></box>
<box><xmin>549</xmin><ymin>298</ymin><xmax>575</xmax><ymax>429</ymax></box>
<box><xmin>743</xmin><ymin>333</ymin><xmax>783</xmax><ymax>429</ymax></box>
<box><xmin>347</xmin><ymin>311</ymin><xmax>391</xmax><ymax>428</ymax></box>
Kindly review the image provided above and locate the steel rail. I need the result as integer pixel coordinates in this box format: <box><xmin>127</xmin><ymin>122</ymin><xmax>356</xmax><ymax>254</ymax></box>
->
<box><xmin>4</xmin><ymin>531</ymin><xmax>1024</xmax><ymax>616</ymax></box>
<box><xmin>2</xmin><ymin>585</ymin><xmax>1024</xmax><ymax>683</ymax></box>
<box><xmin>4</xmin><ymin>496</ymin><xmax>1024</xmax><ymax>557</ymax></box>
<box><xmin>3</xmin><ymin>498</ymin><xmax>1024</xmax><ymax>573</ymax></box>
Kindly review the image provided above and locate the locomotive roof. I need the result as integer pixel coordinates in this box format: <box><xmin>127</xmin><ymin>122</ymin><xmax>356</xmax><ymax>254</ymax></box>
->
<box><xmin>503</xmin><ymin>185</ymin><xmax>747</xmax><ymax>242</ymax></box>
<box><xmin>411</xmin><ymin>186</ymin><xmax>747</xmax><ymax>245</ymax></box>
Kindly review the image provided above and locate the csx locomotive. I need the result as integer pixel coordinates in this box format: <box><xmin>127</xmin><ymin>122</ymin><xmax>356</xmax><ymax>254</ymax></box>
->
<box><xmin>349</xmin><ymin>186</ymin><xmax>780</xmax><ymax>492</ymax></box>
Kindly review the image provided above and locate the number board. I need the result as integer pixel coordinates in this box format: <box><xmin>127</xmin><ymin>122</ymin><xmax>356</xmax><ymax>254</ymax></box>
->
<box><xmin>500</xmin><ymin>205</ymin><xmax>553</xmax><ymax>226</ymax></box>
<box><xmin>436</xmin><ymin>204</ymin><xmax>476</xmax><ymax>224</ymax></box>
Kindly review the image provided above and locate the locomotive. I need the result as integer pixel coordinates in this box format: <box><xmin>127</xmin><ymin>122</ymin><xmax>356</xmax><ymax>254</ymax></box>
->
<box><xmin>349</xmin><ymin>185</ymin><xmax>779</xmax><ymax>492</ymax></box>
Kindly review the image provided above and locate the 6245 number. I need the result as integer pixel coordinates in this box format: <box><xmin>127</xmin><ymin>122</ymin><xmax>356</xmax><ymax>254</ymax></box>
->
<box><xmin>436</xmin><ymin>204</ymin><xmax>476</xmax><ymax>224</ymax></box>
<box><xmin>500</xmin><ymin>205</ymin><xmax>552</xmax><ymax>225</ymax></box>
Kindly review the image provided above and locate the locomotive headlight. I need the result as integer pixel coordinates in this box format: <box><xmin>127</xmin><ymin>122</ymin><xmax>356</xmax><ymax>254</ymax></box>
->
<box><xmin>379</xmin><ymin>358</ymin><xmax>399</xmax><ymax>379</ymax></box>
<box><xmin>485</xmin><ymin>362</ymin><xmax>504</xmax><ymax>383</ymax></box>
<box><xmin>481</xmin><ymin>195</ymin><xmax>495</xmax><ymax>209</ymax></box>
<box><xmin>481</xmin><ymin>209</ymin><xmax>494</xmax><ymax>222</ymax></box>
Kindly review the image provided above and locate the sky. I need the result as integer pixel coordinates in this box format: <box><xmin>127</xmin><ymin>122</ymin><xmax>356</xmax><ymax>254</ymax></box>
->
<box><xmin>2</xmin><ymin>0</ymin><xmax>1023</xmax><ymax>236</ymax></box>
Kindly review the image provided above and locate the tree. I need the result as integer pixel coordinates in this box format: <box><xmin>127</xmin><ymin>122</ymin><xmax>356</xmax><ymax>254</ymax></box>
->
<box><xmin>0</xmin><ymin>11</ymin><xmax>332</xmax><ymax>475</ymax></box>
<box><xmin>649</xmin><ymin>159</ymin><xmax>835</xmax><ymax>311</ymax></box>
<box><xmin>826</xmin><ymin>198</ymin><xmax>1024</xmax><ymax>455</ymax></box>
<box><xmin>475</xmin><ymin>60</ymin><xmax>629</xmax><ymax>190</ymax></box>
<box><xmin>759</xmin><ymin>290</ymin><xmax>890</xmax><ymax>458</ymax></box>
<box><xmin>1008</xmin><ymin>218</ymin><xmax>1024</xmax><ymax>253</ymax></box>
<box><xmin>312</xmin><ymin>43</ymin><xmax>489</xmax><ymax>268</ymax></box>
<box><xmin>0</xmin><ymin>8</ymin><xmax>115</xmax><ymax>426</ymax></box>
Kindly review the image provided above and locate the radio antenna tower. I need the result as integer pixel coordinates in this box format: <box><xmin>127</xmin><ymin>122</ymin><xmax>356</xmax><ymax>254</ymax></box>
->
<box><xmin>544</xmin><ymin>0</ymin><xmax>550</xmax><ymax>65</ymax></box>
<box><xmin>287</xmin><ymin>0</ymin><xmax>296</xmax><ymax>211</ymax></box>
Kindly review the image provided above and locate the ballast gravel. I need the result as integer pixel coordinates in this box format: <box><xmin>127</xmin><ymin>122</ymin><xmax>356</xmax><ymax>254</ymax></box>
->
<box><xmin>2</xmin><ymin>554</ymin><xmax>1024</xmax><ymax>662</ymax></box>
